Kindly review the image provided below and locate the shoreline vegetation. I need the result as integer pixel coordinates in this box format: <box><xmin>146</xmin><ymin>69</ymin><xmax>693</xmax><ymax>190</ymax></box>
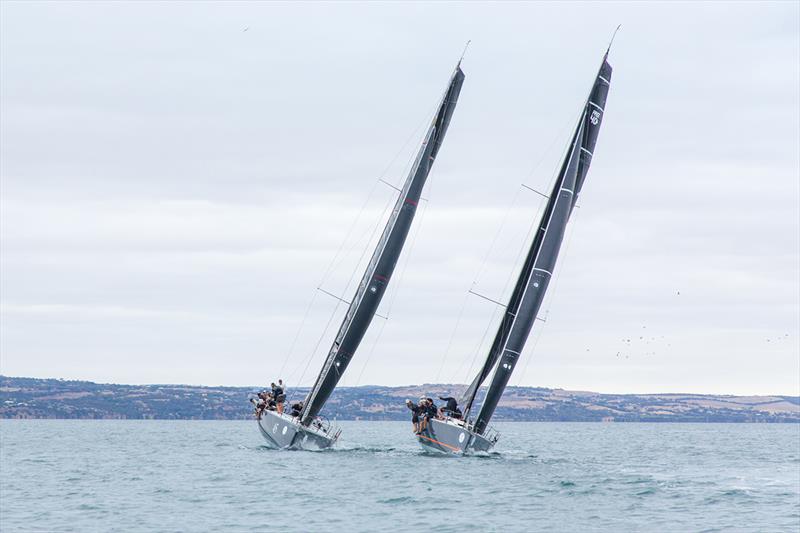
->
<box><xmin>1</xmin><ymin>376</ymin><xmax>798</xmax><ymax>422</ymax></box>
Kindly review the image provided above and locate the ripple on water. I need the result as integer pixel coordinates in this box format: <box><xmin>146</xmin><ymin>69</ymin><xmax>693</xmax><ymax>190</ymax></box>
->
<box><xmin>378</xmin><ymin>496</ymin><xmax>416</xmax><ymax>505</ymax></box>
<box><xmin>1</xmin><ymin>420</ymin><xmax>798</xmax><ymax>532</ymax></box>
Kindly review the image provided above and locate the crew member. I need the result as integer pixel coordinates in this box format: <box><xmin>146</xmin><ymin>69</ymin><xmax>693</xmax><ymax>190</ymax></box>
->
<box><xmin>265</xmin><ymin>392</ymin><xmax>276</xmax><ymax>411</ymax></box>
<box><xmin>438</xmin><ymin>396</ymin><xmax>462</xmax><ymax>419</ymax></box>
<box><xmin>271</xmin><ymin>381</ymin><xmax>285</xmax><ymax>415</ymax></box>
<box><xmin>290</xmin><ymin>400</ymin><xmax>304</xmax><ymax>418</ymax></box>
<box><xmin>405</xmin><ymin>399</ymin><xmax>422</xmax><ymax>433</ymax></box>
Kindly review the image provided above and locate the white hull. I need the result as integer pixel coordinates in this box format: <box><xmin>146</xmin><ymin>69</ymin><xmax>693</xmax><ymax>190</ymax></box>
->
<box><xmin>256</xmin><ymin>410</ymin><xmax>339</xmax><ymax>450</ymax></box>
<box><xmin>417</xmin><ymin>417</ymin><xmax>497</xmax><ymax>454</ymax></box>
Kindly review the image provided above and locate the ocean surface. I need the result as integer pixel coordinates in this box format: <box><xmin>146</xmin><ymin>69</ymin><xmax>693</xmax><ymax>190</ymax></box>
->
<box><xmin>1</xmin><ymin>421</ymin><xmax>798</xmax><ymax>532</ymax></box>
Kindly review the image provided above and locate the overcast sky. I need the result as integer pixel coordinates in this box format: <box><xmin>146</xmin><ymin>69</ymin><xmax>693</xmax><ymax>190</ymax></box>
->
<box><xmin>1</xmin><ymin>1</ymin><xmax>798</xmax><ymax>395</ymax></box>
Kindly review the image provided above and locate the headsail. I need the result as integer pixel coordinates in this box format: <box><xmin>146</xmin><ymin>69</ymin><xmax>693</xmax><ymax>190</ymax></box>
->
<box><xmin>300</xmin><ymin>65</ymin><xmax>466</xmax><ymax>425</ymax></box>
<box><xmin>470</xmin><ymin>54</ymin><xmax>613</xmax><ymax>434</ymax></box>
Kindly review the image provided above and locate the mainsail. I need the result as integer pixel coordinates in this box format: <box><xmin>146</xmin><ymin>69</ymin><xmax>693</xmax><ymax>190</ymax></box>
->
<box><xmin>468</xmin><ymin>54</ymin><xmax>613</xmax><ymax>434</ymax></box>
<box><xmin>300</xmin><ymin>65</ymin><xmax>466</xmax><ymax>426</ymax></box>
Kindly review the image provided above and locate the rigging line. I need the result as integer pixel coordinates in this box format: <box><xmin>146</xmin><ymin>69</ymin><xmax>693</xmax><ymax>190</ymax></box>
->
<box><xmin>355</xmin><ymin>206</ymin><xmax>428</xmax><ymax>387</ymax></box>
<box><xmin>278</xmin><ymin>182</ymin><xmax>382</xmax><ymax>379</ymax></box>
<box><xmin>337</xmin><ymin>189</ymin><xmax>397</xmax><ymax>302</ymax></box>
<box><xmin>443</xmin><ymin>184</ymin><xmax>538</xmax><ymax>389</ymax></box>
<box><xmin>606</xmin><ymin>25</ymin><xmax>621</xmax><ymax>56</ymax></box>
<box><xmin>317</xmin><ymin>178</ymin><xmax>383</xmax><ymax>291</ymax></box>
<box><xmin>354</xmin><ymin>144</ymin><xmax>438</xmax><ymax>388</ymax></box>
<box><xmin>459</xmin><ymin>303</ymin><xmax>502</xmax><ymax>386</ymax></box>
<box><xmin>434</xmin><ymin>288</ymin><xmax>471</xmax><ymax>384</ymax></box>
<box><xmin>333</xmin><ymin>95</ymin><xmax>444</xmax><ymax>303</ymax></box>
<box><xmin>521</xmin><ymin>183</ymin><xmax>549</xmax><ymax>199</ymax></box>
<box><xmin>456</xmin><ymin>190</ymin><xmax>545</xmax><ymax>396</ymax></box>
<box><xmin>523</xmin><ymin>106</ymin><xmax>584</xmax><ymax>184</ymax></box>
<box><xmin>471</xmin><ymin>185</ymin><xmax>524</xmax><ymax>290</ymax></box>
<box><xmin>513</xmin><ymin>206</ymin><xmax>582</xmax><ymax>389</ymax></box>
<box><xmin>380</xmin><ymin>81</ymin><xmax>446</xmax><ymax>192</ymax></box>
<box><xmin>325</xmin><ymin>86</ymin><xmax>441</xmax><ymax>286</ymax></box>
<box><xmin>283</xmin><ymin>118</ymin><xmax>419</xmax><ymax>381</ymax></box>
<box><xmin>279</xmin><ymin>74</ymin><xmax>452</xmax><ymax>392</ymax></box>
<box><xmin>281</xmin><ymin>185</ymin><xmax>390</xmax><ymax>388</ymax></box>
<box><xmin>302</xmin><ymin>185</ymin><xmax>396</xmax><ymax>398</ymax></box>
<box><xmin>381</xmin><ymin>172</ymin><xmax>433</xmax><ymax>320</ymax></box>
<box><xmin>352</xmin><ymin>298</ymin><xmax>389</xmax><ymax>387</ymax></box>
<box><xmin>440</xmin><ymin>182</ymin><xmax>538</xmax><ymax>386</ymax></box>
<box><xmin>277</xmin><ymin>289</ymin><xmax>320</xmax><ymax>380</ymax></box>
<box><xmin>305</xmin><ymin>88</ymin><xmax>448</xmax><ymax>400</ymax></box>
<box><xmin>450</xmin><ymin>126</ymin><xmax>571</xmax><ymax>395</ymax></box>
<box><xmin>458</xmin><ymin>39</ymin><xmax>471</xmax><ymax>66</ymax></box>
<box><xmin>468</xmin><ymin>289</ymin><xmax>507</xmax><ymax>308</ymax></box>
<box><xmin>317</xmin><ymin>287</ymin><xmax>350</xmax><ymax>305</ymax></box>
<box><xmin>295</xmin><ymin>192</ymin><xmax>396</xmax><ymax>398</ymax></box>
<box><xmin>377</xmin><ymin>95</ymin><xmax>441</xmax><ymax>184</ymax></box>
<box><xmin>290</xmin><ymin>298</ymin><xmax>345</xmax><ymax>402</ymax></box>
<box><xmin>318</xmin><ymin>81</ymin><xmax>441</xmax><ymax>294</ymax></box>
<box><xmin>324</xmin><ymin>188</ymin><xmax>391</xmax><ymax>292</ymax></box>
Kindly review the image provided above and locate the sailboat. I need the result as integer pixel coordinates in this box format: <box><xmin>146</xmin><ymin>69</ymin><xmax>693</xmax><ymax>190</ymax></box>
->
<box><xmin>257</xmin><ymin>60</ymin><xmax>466</xmax><ymax>450</ymax></box>
<box><xmin>416</xmin><ymin>48</ymin><xmax>614</xmax><ymax>454</ymax></box>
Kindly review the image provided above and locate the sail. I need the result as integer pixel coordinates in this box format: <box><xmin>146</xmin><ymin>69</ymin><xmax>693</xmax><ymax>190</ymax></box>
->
<box><xmin>471</xmin><ymin>56</ymin><xmax>612</xmax><ymax>434</ymax></box>
<box><xmin>300</xmin><ymin>66</ymin><xmax>466</xmax><ymax>425</ymax></box>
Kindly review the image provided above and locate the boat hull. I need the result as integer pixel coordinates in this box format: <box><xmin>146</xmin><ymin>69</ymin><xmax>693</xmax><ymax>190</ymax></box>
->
<box><xmin>256</xmin><ymin>410</ymin><xmax>337</xmax><ymax>450</ymax></box>
<box><xmin>417</xmin><ymin>418</ymin><xmax>496</xmax><ymax>454</ymax></box>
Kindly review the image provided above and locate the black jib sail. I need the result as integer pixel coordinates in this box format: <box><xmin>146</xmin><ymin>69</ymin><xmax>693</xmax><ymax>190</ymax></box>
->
<box><xmin>469</xmin><ymin>53</ymin><xmax>612</xmax><ymax>434</ymax></box>
<box><xmin>300</xmin><ymin>65</ymin><xmax>466</xmax><ymax>426</ymax></box>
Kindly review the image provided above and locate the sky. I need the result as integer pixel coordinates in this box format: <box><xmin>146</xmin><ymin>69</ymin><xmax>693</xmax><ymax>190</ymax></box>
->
<box><xmin>1</xmin><ymin>1</ymin><xmax>798</xmax><ymax>395</ymax></box>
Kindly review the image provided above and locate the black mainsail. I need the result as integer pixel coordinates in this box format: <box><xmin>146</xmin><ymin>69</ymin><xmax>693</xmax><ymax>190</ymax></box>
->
<box><xmin>300</xmin><ymin>65</ymin><xmax>466</xmax><ymax>426</ymax></box>
<box><xmin>468</xmin><ymin>53</ymin><xmax>613</xmax><ymax>434</ymax></box>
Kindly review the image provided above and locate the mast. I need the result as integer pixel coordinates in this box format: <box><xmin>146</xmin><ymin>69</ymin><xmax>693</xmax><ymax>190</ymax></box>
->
<box><xmin>471</xmin><ymin>53</ymin><xmax>613</xmax><ymax>434</ymax></box>
<box><xmin>300</xmin><ymin>64</ymin><xmax>466</xmax><ymax>426</ymax></box>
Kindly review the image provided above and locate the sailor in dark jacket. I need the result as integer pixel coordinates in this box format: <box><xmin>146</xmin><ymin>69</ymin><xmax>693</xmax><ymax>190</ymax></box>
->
<box><xmin>405</xmin><ymin>399</ymin><xmax>422</xmax><ymax>433</ymax></box>
<box><xmin>425</xmin><ymin>398</ymin><xmax>438</xmax><ymax>420</ymax></box>
<box><xmin>416</xmin><ymin>398</ymin><xmax>432</xmax><ymax>433</ymax></box>
<box><xmin>271</xmin><ymin>382</ymin><xmax>285</xmax><ymax>415</ymax></box>
<box><xmin>290</xmin><ymin>401</ymin><xmax>304</xmax><ymax>418</ymax></box>
<box><xmin>438</xmin><ymin>396</ymin><xmax>462</xmax><ymax>419</ymax></box>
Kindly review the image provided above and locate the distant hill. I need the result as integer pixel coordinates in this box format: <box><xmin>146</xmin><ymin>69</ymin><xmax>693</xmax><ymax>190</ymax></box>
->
<box><xmin>1</xmin><ymin>376</ymin><xmax>798</xmax><ymax>422</ymax></box>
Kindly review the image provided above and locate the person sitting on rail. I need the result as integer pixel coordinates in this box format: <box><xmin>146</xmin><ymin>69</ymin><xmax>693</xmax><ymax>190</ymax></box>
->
<box><xmin>263</xmin><ymin>391</ymin><xmax>276</xmax><ymax>411</ymax></box>
<box><xmin>271</xmin><ymin>381</ymin><xmax>285</xmax><ymax>415</ymax></box>
<box><xmin>250</xmin><ymin>393</ymin><xmax>266</xmax><ymax>419</ymax></box>
<box><xmin>417</xmin><ymin>398</ymin><xmax>431</xmax><ymax>433</ymax></box>
<box><xmin>290</xmin><ymin>401</ymin><xmax>304</xmax><ymax>418</ymax></box>
<box><xmin>426</xmin><ymin>398</ymin><xmax>439</xmax><ymax>420</ymax></box>
<box><xmin>405</xmin><ymin>399</ymin><xmax>422</xmax><ymax>433</ymax></box>
<box><xmin>437</xmin><ymin>396</ymin><xmax>463</xmax><ymax>419</ymax></box>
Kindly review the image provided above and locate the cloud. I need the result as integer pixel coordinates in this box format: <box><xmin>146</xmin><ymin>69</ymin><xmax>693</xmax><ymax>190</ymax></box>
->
<box><xmin>1</xmin><ymin>1</ymin><xmax>798</xmax><ymax>394</ymax></box>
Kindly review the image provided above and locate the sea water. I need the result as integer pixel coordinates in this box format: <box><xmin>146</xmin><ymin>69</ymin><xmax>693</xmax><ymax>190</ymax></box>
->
<box><xmin>1</xmin><ymin>421</ymin><xmax>798</xmax><ymax>532</ymax></box>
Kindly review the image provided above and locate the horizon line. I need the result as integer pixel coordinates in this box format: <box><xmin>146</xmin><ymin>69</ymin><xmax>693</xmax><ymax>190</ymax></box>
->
<box><xmin>1</xmin><ymin>375</ymin><xmax>798</xmax><ymax>399</ymax></box>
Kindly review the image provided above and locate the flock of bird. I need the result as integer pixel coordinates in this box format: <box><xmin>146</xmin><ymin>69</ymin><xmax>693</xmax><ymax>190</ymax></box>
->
<box><xmin>610</xmin><ymin>325</ymin><xmax>671</xmax><ymax>360</ymax></box>
<box><xmin>594</xmin><ymin>291</ymin><xmax>793</xmax><ymax>361</ymax></box>
<box><xmin>765</xmin><ymin>333</ymin><xmax>791</xmax><ymax>343</ymax></box>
